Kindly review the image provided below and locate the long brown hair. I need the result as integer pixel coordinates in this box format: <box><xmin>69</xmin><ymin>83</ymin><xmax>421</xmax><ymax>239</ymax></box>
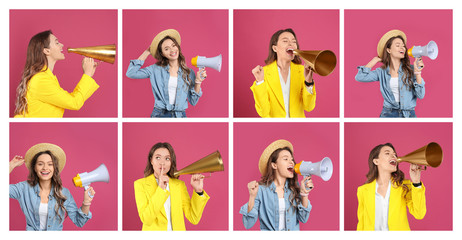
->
<box><xmin>154</xmin><ymin>36</ymin><xmax>192</xmax><ymax>87</ymax></box>
<box><xmin>259</xmin><ymin>147</ymin><xmax>301</xmax><ymax>210</ymax></box>
<box><xmin>15</xmin><ymin>30</ymin><xmax>53</xmax><ymax>116</ymax></box>
<box><xmin>27</xmin><ymin>150</ymin><xmax>67</xmax><ymax>223</ymax></box>
<box><xmin>144</xmin><ymin>142</ymin><xmax>178</xmax><ymax>179</ymax></box>
<box><xmin>365</xmin><ymin>143</ymin><xmax>409</xmax><ymax>195</ymax></box>
<box><xmin>265</xmin><ymin>28</ymin><xmax>302</xmax><ymax>65</ymax></box>
<box><xmin>380</xmin><ymin>36</ymin><xmax>414</xmax><ymax>90</ymax></box>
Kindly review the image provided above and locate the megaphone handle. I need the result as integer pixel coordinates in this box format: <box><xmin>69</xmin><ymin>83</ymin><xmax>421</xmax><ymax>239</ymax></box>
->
<box><xmin>303</xmin><ymin>174</ymin><xmax>313</xmax><ymax>190</ymax></box>
<box><xmin>84</xmin><ymin>185</ymin><xmax>94</xmax><ymax>198</ymax></box>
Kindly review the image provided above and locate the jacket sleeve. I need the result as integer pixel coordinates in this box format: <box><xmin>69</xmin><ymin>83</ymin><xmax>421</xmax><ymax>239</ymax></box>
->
<box><xmin>9</xmin><ymin>182</ymin><xmax>24</xmax><ymax>200</ymax></box>
<box><xmin>250</xmin><ymin>81</ymin><xmax>271</xmax><ymax>117</ymax></box>
<box><xmin>187</xmin><ymin>69</ymin><xmax>203</xmax><ymax>106</ymax></box>
<box><xmin>180</xmin><ymin>182</ymin><xmax>210</xmax><ymax>225</ymax></box>
<box><xmin>301</xmin><ymin>83</ymin><xmax>316</xmax><ymax>112</ymax></box>
<box><xmin>406</xmin><ymin>182</ymin><xmax>427</xmax><ymax>220</ymax></box>
<box><xmin>134</xmin><ymin>179</ymin><xmax>170</xmax><ymax>227</ymax></box>
<box><xmin>356</xmin><ymin>187</ymin><xmax>365</xmax><ymax>231</ymax></box>
<box><xmin>126</xmin><ymin>59</ymin><xmax>152</xmax><ymax>79</ymax></box>
<box><xmin>63</xmin><ymin>188</ymin><xmax>92</xmax><ymax>228</ymax></box>
<box><xmin>411</xmin><ymin>66</ymin><xmax>426</xmax><ymax>99</ymax></box>
<box><xmin>31</xmin><ymin>73</ymin><xmax>99</xmax><ymax>111</ymax></box>
<box><xmin>355</xmin><ymin>66</ymin><xmax>380</xmax><ymax>82</ymax></box>
<box><xmin>238</xmin><ymin>188</ymin><xmax>261</xmax><ymax>229</ymax></box>
<box><xmin>296</xmin><ymin>199</ymin><xmax>312</xmax><ymax>223</ymax></box>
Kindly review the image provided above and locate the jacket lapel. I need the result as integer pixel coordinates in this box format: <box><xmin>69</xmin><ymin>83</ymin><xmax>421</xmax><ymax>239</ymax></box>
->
<box><xmin>266</xmin><ymin>61</ymin><xmax>286</xmax><ymax>111</ymax></box>
<box><xmin>145</xmin><ymin>175</ymin><xmax>168</xmax><ymax>219</ymax></box>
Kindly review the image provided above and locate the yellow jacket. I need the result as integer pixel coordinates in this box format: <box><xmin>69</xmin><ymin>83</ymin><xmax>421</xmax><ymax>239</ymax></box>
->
<box><xmin>250</xmin><ymin>61</ymin><xmax>316</xmax><ymax>118</ymax></box>
<box><xmin>134</xmin><ymin>174</ymin><xmax>210</xmax><ymax>231</ymax></box>
<box><xmin>14</xmin><ymin>67</ymin><xmax>99</xmax><ymax>118</ymax></box>
<box><xmin>357</xmin><ymin>179</ymin><xmax>426</xmax><ymax>231</ymax></box>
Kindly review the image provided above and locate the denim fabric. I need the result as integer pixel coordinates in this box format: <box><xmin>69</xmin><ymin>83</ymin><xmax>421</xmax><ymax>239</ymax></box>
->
<box><xmin>239</xmin><ymin>181</ymin><xmax>311</xmax><ymax>231</ymax></box>
<box><xmin>126</xmin><ymin>59</ymin><xmax>202</xmax><ymax>117</ymax></box>
<box><xmin>151</xmin><ymin>107</ymin><xmax>186</xmax><ymax>118</ymax></box>
<box><xmin>355</xmin><ymin>65</ymin><xmax>425</xmax><ymax>118</ymax></box>
<box><xmin>380</xmin><ymin>107</ymin><xmax>416</xmax><ymax>118</ymax></box>
<box><xmin>10</xmin><ymin>181</ymin><xmax>92</xmax><ymax>231</ymax></box>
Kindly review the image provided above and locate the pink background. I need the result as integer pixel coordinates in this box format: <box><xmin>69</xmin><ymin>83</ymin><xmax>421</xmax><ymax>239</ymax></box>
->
<box><xmin>123</xmin><ymin>10</ymin><xmax>229</xmax><ymax>117</ymax></box>
<box><xmin>344</xmin><ymin>122</ymin><xmax>453</xmax><ymax>230</ymax></box>
<box><xmin>122</xmin><ymin>122</ymin><xmax>229</xmax><ymax>230</ymax></box>
<box><xmin>344</xmin><ymin>10</ymin><xmax>453</xmax><ymax>117</ymax></box>
<box><xmin>233</xmin><ymin>10</ymin><xmax>340</xmax><ymax>117</ymax></box>
<box><xmin>9</xmin><ymin>122</ymin><xmax>118</xmax><ymax>230</ymax></box>
<box><xmin>233</xmin><ymin>123</ymin><xmax>339</xmax><ymax>230</ymax></box>
<box><xmin>9</xmin><ymin>10</ymin><xmax>118</xmax><ymax>118</ymax></box>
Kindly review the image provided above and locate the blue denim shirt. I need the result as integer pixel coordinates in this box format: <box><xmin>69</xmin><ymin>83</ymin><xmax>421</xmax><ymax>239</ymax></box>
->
<box><xmin>10</xmin><ymin>181</ymin><xmax>92</xmax><ymax>231</ymax></box>
<box><xmin>239</xmin><ymin>181</ymin><xmax>311</xmax><ymax>231</ymax></box>
<box><xmin>355</xmin><ymin>65</ymin><xmax>425</xmax><ymax>117</ymax></box>
<box><xmin>126</xmin><ymin>59</ymin><xmax>202</xmax><ymax>117</ymax></box>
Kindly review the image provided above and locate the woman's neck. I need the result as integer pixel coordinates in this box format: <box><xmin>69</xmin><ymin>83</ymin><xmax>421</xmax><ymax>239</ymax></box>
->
<box><xmin>169</xmin><ymin>59</ymin><xmax>179</xmax><ymax>68</ymax></box>
<box><xmin>39</xmin><ymin>180</ymin><xmax>52</xmax><ymax>191</ymax></box>
<box><xmin>273</xmin><ymin>174</ymin><xmax>287</xmax><ymax>188</ymax></box>
<box><xmin>47</xmin><ymin>58</ymin><xmax>56</xmax><ymax>73</ymax></box>
<box><xmin>389</xmin><ymin>57</ymin><xmax>401</xmax><ymax>73</ymax></box>
<box><xmin>376</xmin><ymin>171</ymin><xmax>392</xmax><ymax>185</ymax></box>
<box><xmin>276</xmin><ymin>58</ymin><xmax>291</xmax><ymax>71</ymax></box>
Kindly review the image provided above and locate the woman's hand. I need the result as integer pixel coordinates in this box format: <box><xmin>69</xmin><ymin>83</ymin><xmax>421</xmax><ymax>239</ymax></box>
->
<box><xmin>300</xmin><ymin>176</ymin><xmax>314</xmax><ymax>195</ymax></box>
<box><xmin>414</xmin><ymin>57</ymin><xmax>425</xmax><ymax>72</ymax></box>
<box><xmin>138</xmin><ymin>46</ymin><xmax>151</xmax><ymax>61</ymax></box>
<box><xmin>304</xmin><ymin>64</ymin><xmax>314</xmax><ymax>83</ymax></box>
<box><xmin>83</xmin><ymin>186</ymin><xmax>96</xmax><ymax>202</ymax></box>
<box><xmin>252</xmin><ymin>65</ymin><xmax>264</xmax><ymax>83</ymax></box>
<box><xmin>190</xmin><ymin>174</ymin><xmax>205</xmax><ymax>193</ymax></box>
<box><xmin>82</xmin><ymin>57</ymin><xmax>99</xmax><ymax>78</ymax></box>
<box><xmin>247</xmin><ymin>180</ymin><xmax>259</xmax><ymax>199</ymax></box>
<box><xmin>365</xmin><ymin>56</ymin><xmax>382</xmax><ymax>68</ymax></box>
<box><xmin>409</xmin><ymin>163</ymin><xmax>422</xmax><ymax>184</ymax></box>
<box><xmin>9</xmin><ymin>155</ymin><xmax>25</xmax><ymax>174</ymax></box>
<box><xmin>195</xmin><ymin>68</ymin><xmax>207</xmax><ymax>84</ymax></box>
<box><xmin>157</xmin><ymin>167</ymin><xmax>169</xmax><ymax>190</ymax></box>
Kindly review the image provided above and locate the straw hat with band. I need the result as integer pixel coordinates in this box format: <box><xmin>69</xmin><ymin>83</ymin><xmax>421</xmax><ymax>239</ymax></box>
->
<box><xmin>25</xmin><ymin>143</ymin><xmax>66</xmax><ymax>173</ymax></box>
<box><xmin>377</xmin><ymin>29</ymin><xmax>407</xmax><ymax>59</ymax></box>
<box><xmin>259</xmin><ymin>139</ymin><xmax>294</xmax><ymax>175</ymax></box>
<box><xmin>150</xmin><ymin>29</ymin><xmax>181</xmax><ymax>57</ymax></box>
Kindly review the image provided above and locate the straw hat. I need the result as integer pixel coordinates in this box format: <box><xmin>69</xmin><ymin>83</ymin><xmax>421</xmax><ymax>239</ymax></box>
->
<box><xmin>149</xmin><ymin>29</ymin><xmax>181</xmax><ymax>57</ymax></box>
<box><xmin>24</xmin><ymin>143</ymin><xmax>66</xmax><ymax>173</ymax></box>
<box><xmin>258</xmin><ymin>140</ymin><xmax>293</xmax><ymax>175</ymax></box>
<box><xmin>377</xmin><ymin>29</ymin><xmax>407</xmax><ymax>59</ymax></box>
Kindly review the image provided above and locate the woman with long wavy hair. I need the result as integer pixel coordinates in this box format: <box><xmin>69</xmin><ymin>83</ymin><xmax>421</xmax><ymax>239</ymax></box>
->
<box><xmin>9</xmin><ymin>143</ymin><xmax>95</xmax><ymax>230</ymax></box>
<box><xmin>239</xmin><ymin>140</ymin><xmax>313</xmax><ymax>230</ymax></box>
<box><xmin>14</xmin><ymin>30</ymin><xmax>99</xmax><ymax>118</ymax></box>
<box><xmin>356</xmin><ymin>143</ymin><xmax>426</xmax><ymax>231</ymax></box>
<box><xmin>126</xmin><ymin>29</ymin><xmax>207</xmax><ymax>118</ymax></box>
<box><xmin>355</xmin><ymin>30</ymin><xmax>426</xmax><ymax>118</ymax></box>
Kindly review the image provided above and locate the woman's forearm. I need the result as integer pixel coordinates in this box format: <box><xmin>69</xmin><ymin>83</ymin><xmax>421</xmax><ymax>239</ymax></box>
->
<box><xmin>138</xmin><ymin>50</ymin><xmax>150</xmax><ymax>61</ymax></box>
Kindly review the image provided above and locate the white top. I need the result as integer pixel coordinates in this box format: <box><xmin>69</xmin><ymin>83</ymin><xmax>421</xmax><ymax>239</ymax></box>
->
<box><xmin>156</xmin><ymin>179</ymin><xmax>173</xmax><ymax>231</ymax></box>
<box><xmin>168</xmin><ymin>76</ymin><xmax>178</xmax><ymax>105</ymax></box>
<box><xmin>277</xmin><ymin>66</ymin><xmax>291</xmax><ymax>118</ymax></box>
<box><xmin>278</xmin><ymin>198</ymin><xmax>286</xmax><ymax>231</ymax></box>
<box><xmin>375</xmin><ymin>180</ymin><xmax>391</xmax><ymax>231</ymax></box>
<box><xmin>39</xmin><ymin>202</ymin><xmax>48</xmax><ymax>230</ymax></box>
<box><xmin>390</xmin><ymin>77</ymin><xmax>400</xmax><ymax>103</ymax></box>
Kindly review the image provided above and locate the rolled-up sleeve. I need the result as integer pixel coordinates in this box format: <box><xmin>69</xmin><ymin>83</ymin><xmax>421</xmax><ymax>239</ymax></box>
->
<box><xmin>296</xmin><ymin>200</ymin><xmax>312</xmax><ymax>223</ymax></box>
<box><xmin>126</xmin><ymin>59</ymin><xmax>152</xmax><ymax>79</ymax></box>
<box><xmin>355</xmin><ymin>66</ymin><xmax>380</xmax><ymax>82</ymax></box>
<box><xmin>187</xmin><ymin>70</ymin><xmax>202</xmax><ymax>106</ymax></box>
<box><xmin>63</xmin><ymin>188</ymin><xmax>92</xmax><ymax>227</ymax></box>
<box><xmin>239</xmin><ymin>191</ymin><xmax>261</xmax><ymax>229</ymax></box>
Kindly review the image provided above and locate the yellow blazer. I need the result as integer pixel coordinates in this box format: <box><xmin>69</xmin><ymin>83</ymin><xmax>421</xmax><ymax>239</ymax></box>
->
<box><xmin>134</xmin><ymin>174</ymin><xmax>210</xmax><ymax>231</ymax></box>
<box><xmin>357</xmin><ymin>179</ymin><xmax>426</xmax><ymax>231</ymax></box>
<box><xmin>250</xmin><ymin>61</ymin><xmax>316</xmax><ymax>118</ymax></box>
<box><xmin>14</xmin><ymin>67</ymin><xmax>99</xmax><ymax>118</ymax></box>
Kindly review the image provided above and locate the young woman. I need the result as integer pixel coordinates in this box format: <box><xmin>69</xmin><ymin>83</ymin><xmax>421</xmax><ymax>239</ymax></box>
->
<box><xmin>134</xmin><ymin>142</ymin><xmax>209</xmax><ymax>230</ymax></box>
<box><xmin>355</xmin><ymin>30</ymin><xmax>425</xmax><ymax>118</ymax></box>
<box><xmin>240</xmin><ymin>140</ymin><xmax>313</xmax><ymax>230</ymax></box>
<box><xmin>9</xmin><ymin>143</ymin><xmax>95</xmax><ymax>230</ymax></box>
<box><xmin>357</xmin><ymin>143</ymin><xmax>426</xmax><ymax>231</ymax></box>
<box><xmin>250</xmin><ymin>28</ymin><xmax>316</xmax><ymax>118</ymax></box>
<box><xmin>126</xmin><ymin>29</ymin><xmax>207</xmax><ymax>118</ymax></box>
<box><xmin>14</xmin><ymin>30</ymin><xmax>99</xmax><ymax>118</ymax></box>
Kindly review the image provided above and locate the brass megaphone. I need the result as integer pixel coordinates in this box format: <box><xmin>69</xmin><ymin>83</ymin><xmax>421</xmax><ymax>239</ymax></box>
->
<box><xmin>173</xmin><ymin>151</ymin><xmax>224</xmax><ymax>178</ymax></box>
<box><xmin>397</xmin><ymin>142</ymin><xmax>443</xmax><ymax>170</ymax></box>
<box><xmin>68</xmin><ymin>44</ymin><xmax>116</xmax><ymax>64</ymax></box>
<box><xmin>293</xmin><ymin>50</ymin><xmax>337</xmax><ymax>76</ymax></box>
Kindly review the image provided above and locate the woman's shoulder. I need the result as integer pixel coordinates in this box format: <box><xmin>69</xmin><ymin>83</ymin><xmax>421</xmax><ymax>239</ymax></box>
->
<box><xmin>170</xmin><ymin>177</ymin><xmax>186</xmax><ymax>186</ymax></box>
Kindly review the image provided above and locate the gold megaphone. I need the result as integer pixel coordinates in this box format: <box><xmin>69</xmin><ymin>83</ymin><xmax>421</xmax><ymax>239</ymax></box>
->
<box><xmin>68</xmin><ymin>44</ymin><xmax>116</xmax><ymax>64</ymax></box>
<box><xmin>397</xmin><ymin>142</ymin><xmax>443</xmax><ymax>170</ymax></box>
<box><xmin>173</xmin><ymin>151</ymin><xmax>224</xmax><ymax>178</ymax></box>
<box><xmin>293</xmin><ymin>50</ymin><xmax>337</xmax><ymax>76</ymax></box>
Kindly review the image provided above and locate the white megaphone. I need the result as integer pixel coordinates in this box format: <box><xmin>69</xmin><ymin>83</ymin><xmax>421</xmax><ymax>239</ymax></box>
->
<box><xmin>294</xmin><ymin>157</ymin><xmax>333</xmax><ymax>184</ymax></box>
<box><xmin>408</xmin><ymin>40</ymin><xmax>439</xmax><ymax>60</ymax></box>
<box><xmin>73</xmin><ymin>163</ymin><xmax>110</xmax><ymax>198</ymax></box>
<box><xmin>191</xmin><ymin>54</ymin><xmax>222</xmax><ymax>72</ymax></box>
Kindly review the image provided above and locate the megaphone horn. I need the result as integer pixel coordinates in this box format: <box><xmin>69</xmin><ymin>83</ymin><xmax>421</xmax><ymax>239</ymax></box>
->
<box><xmin>293</xmin><ymin>50</ymin><xmax>337</xmax><ymax>76</ymax></box>
<box><xmin>173</xmin><ymin>151</ymin><xmax>224</xmax><ymax>178</ymax></box>
<box><xmin>397</xmin><ymin>142</ymin><xmax>443</xmax><ymax>169</ymax></box>
<box><xmin>294</xmin><ymin>157</ymin><xmax>333</xmax><ymax>181</ymax></box>
<box><xmin>73</xmin><ymin>163</ymin><xmax>110</xmax><ymax>197</ymax></box>
<box><xmin>407</xmin><ymin>40</ymin><xmax>438</xmax><ymax>60</ymax></box>
<box><xmin>68</xmin><ymin>44</ymin><xmax>116</xmax><ymax>64</ymax></box>
<box><xmin>191</xmin><ymin>54</ymin><xmax>222</xmax><ymax>72</ymax></box>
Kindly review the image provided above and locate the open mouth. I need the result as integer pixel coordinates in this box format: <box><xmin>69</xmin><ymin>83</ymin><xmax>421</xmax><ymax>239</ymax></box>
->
<box><xmin>287</xmin><ymin>166</ymin><xmax>294</xmax><ymax>172</ymax></box>
<box><xmin>389</xmin><ymin>159</ymin><xmax>397</xmax><ymax>166</ymax></box>
<box><xmin>40</xmin><ymin>171</ymin><xmax>51</xmax><ymax>176</ymax></box>
<box><xmin>287</xmin><ymin>48</ymin><xmax>294</xmax><ymax>55</ymax></box>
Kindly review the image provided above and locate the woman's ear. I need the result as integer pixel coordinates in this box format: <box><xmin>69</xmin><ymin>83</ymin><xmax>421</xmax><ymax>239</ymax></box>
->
<box><xmin>271</xmin><ymin>162</ymin><xmax>277</xmax><ymax>170</ymax></box>
<box><xmin>373</xmin><ymin>159</ymin><xmax>378</xmax><ymax>166</ymax></box>
<box><xmin>272</xmin><ymin>45</ymin><xmax>277</xmax><ymax>53</ymax></box>
<box><xmin>43</xmin><ymin>48</ymin><xmax>50</xmax><ymax>56</ymax></box>
<box><xmin>386</xmin><ymin>48</ymin><xmax>391</xmax><ymax>54</ymax></box>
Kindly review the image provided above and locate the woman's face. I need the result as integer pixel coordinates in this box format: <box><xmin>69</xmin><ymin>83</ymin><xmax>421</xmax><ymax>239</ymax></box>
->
<box><xmin>271</xmin><ymin>149</ymin><xmax>295</xmax><ymax>179</ymax></box>
<box><xmin>272</xmin><ymin>32</ymin><xmax>298</xmax><ymax>62</ymax></box>
<box><xmin>151</xmin><ymin>147</ymin><xmax>172</xmax><ymax>178</ymax></box>
<box><xmin>34</xmin><ymin>153</ymin><xmax>55</xmax><ymax>182</ymax></box>
<box><xmin>44</xmin><ymin>34</ymin><xmax>65</xmax><ymax>61</ymax></box>
<box><xmin>160</xmin><ymin>38</ymin><xmax>179</xmax><ymax>62</ymax></box>
<box><xmin>374</xmin><ymin>146</ymin><xmax>398</xmax><ymax>173</ymax></box>
<box><xmin>386</xmin><ymin>38</ymin><xmax>406</xmax><ymax>60</ymax></box>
